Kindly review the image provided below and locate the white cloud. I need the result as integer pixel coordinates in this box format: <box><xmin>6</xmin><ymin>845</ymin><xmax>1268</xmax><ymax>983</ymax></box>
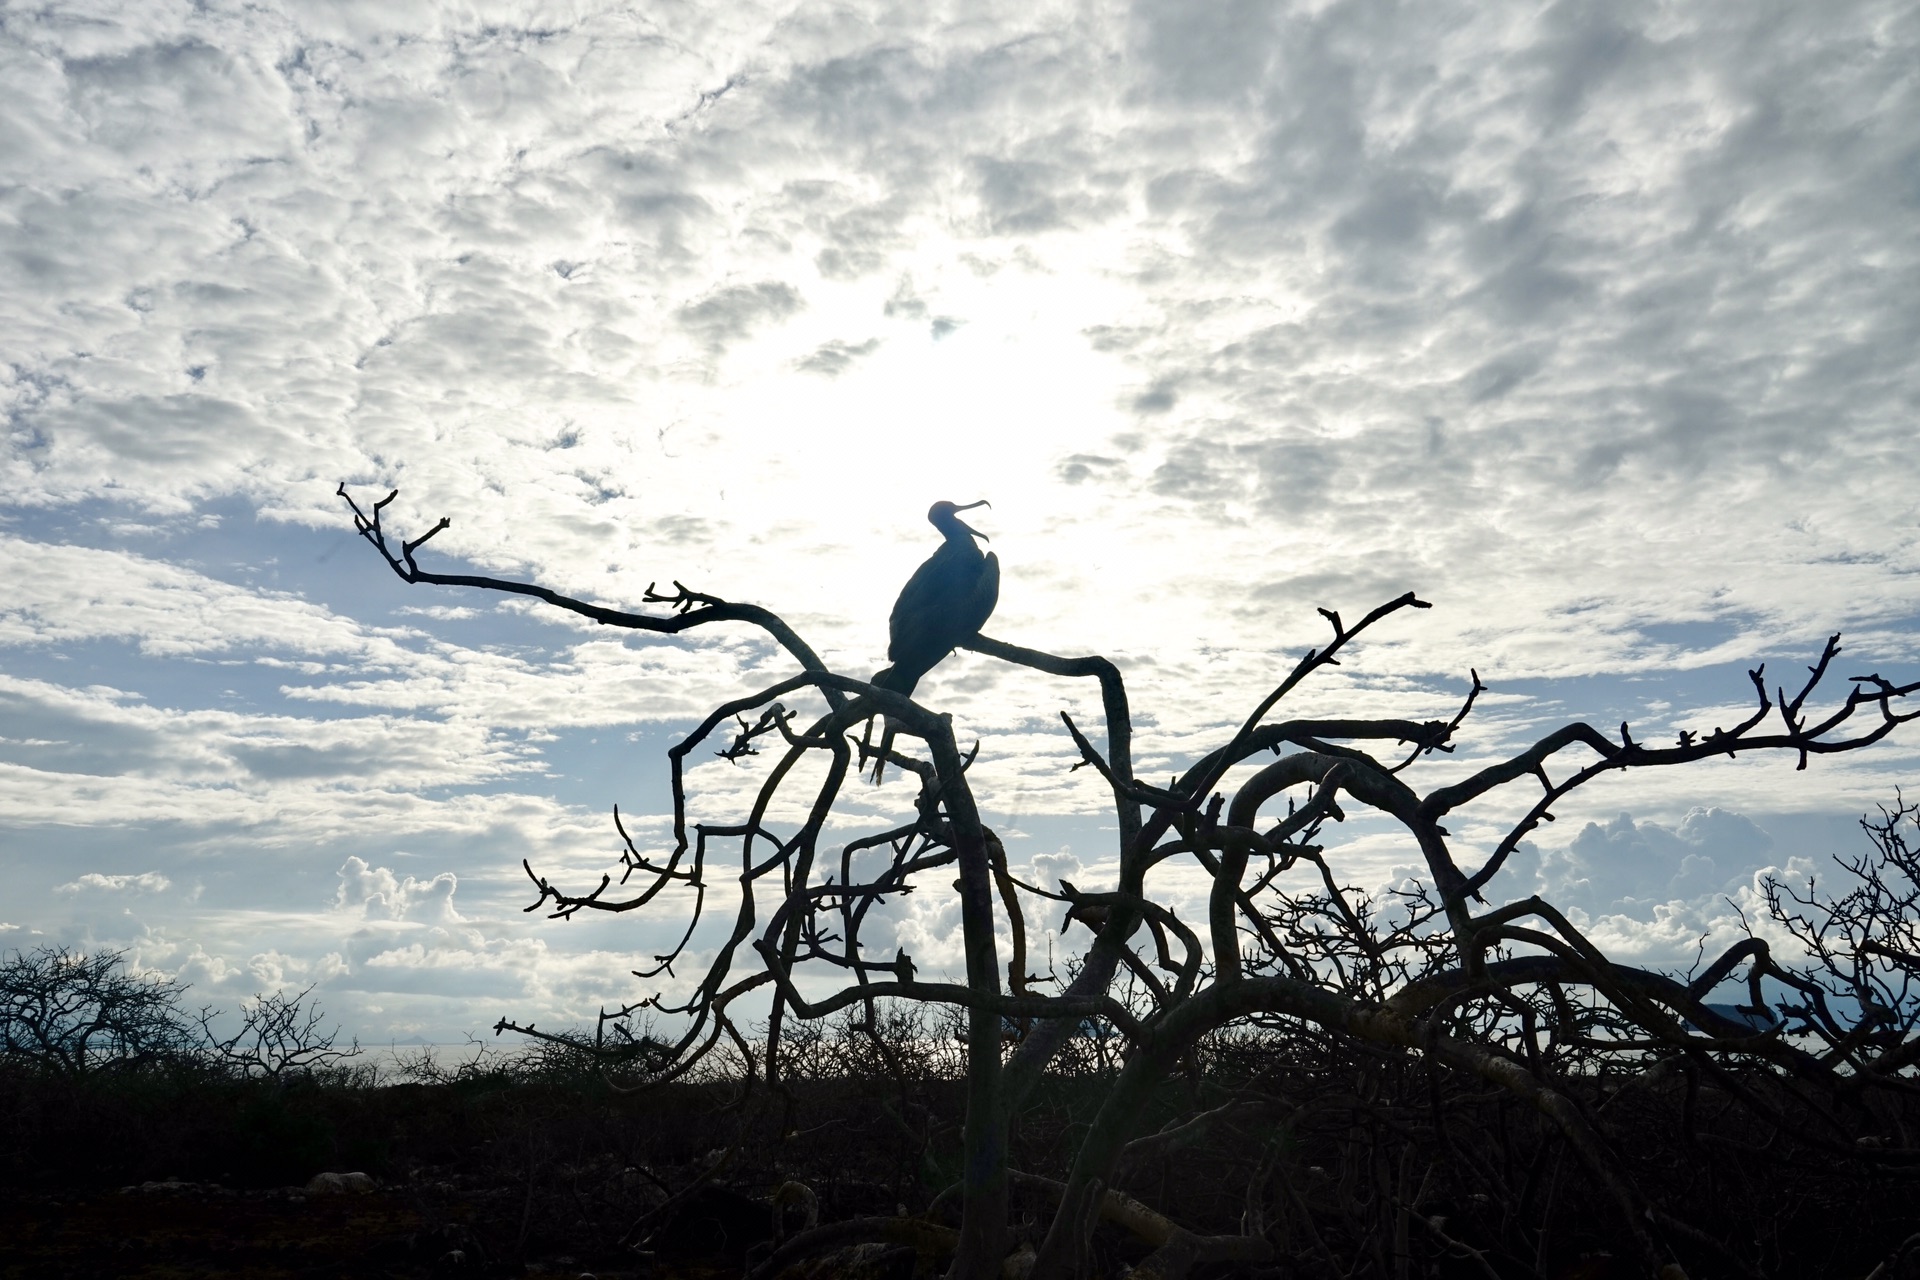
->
<box><xmin>175</xmin><ymin>943</ymin><xmax>242</xmax><ymax>987</ymax></box>
<box><xmin>55</xmin><ymin>870</ymin><xmax>172</xmax><ymax>894</ymax></box>
<box><xmin>0</xmin><ymin>537</ymin><xmax>395</xmax><ymax>659</ymax></box>
<box><xmin>1528</xmin><ymin>807</ymin><xmax>1775</xmax><ymax>915</ymax></box>
<box><xmin>1028</xmin><ymin>847</ymin><xmax>1084</xmax><ymax>891</ymax></box>
<box><xmin>335</xmin><ymin>856</ymin><xmax>462</xmax><ymax>924</ymax></box>
<box><xmin>245</xmin><ymin>950</ymin><xmax>301</xmax><ymax>990</ymax></box>
<box><xmin>1460</xmin><ymin>805</ymin><xmax>1879</xmax><ymax>976</ymax></box>
<box><xmin>2</xmin><ymin>0</ymin><xmax>1918</xmax><ymax>1043</ymax></box>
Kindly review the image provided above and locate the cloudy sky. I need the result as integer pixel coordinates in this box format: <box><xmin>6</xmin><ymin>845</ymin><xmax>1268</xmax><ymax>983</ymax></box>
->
<box><xmin>4</xmin><ymin>0</ymin><xmax>1917</xmax><ymax>1045</ymax></box>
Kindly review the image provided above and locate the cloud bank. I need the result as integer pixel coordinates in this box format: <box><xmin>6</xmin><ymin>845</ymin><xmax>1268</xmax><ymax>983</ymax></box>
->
<box><xmin>3</xmin><ymin>0</ymin><xmax>1917</xmax><ymax>1039</ymax></box>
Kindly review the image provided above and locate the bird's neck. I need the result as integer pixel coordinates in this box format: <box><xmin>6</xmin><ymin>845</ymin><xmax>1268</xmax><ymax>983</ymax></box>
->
<box><xmin>933</xmin><ymin>521</ymin><xmax>978</xmax><ymax>547</ymax></box>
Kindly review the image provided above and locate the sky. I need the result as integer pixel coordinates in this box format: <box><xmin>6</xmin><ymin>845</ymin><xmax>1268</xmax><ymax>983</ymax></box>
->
<box><xmin>3</xmin><ymin>0</ymin><xmax>1918</xmax><ymax>1046</ymax></box>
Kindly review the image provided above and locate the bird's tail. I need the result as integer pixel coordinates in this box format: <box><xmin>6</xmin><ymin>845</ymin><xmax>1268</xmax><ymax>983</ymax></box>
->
<box><xmin>864</xmin><ymin>667</ymin><xmax>919</xmax><ymax>783</ymax></box>
<box><xmin>867</xmin><ymin>722</ymin><xmax>900</xmax><ymax>785</ymax></box>
<box><xmin>869</xmin><ymin>665</ymin><xmax>917</xmax><ymax>696</ymax></box>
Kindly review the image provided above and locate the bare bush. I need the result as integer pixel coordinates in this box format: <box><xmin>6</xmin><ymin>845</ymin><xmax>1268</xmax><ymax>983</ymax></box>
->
<box><xmin>1757</xmin><ymin>791</ymin><xmax>1920</xmax><ymax>1074</ymax></box>
<box><xmin>197</xmin><ymin>984</ymin><xmax>362</xmax><ymax>1081</ymax></box>
<box><xmin>343</xmin><ymin>484</ymin><xmax>1920</xmax><ymax>1280</ymax></box>
<box><xmin>0</xmin><ymin>947</ymin><xmax>195</xmax><ymax>1076</ymax></box>
<box><xmin>0</xmin><ymin>946</ymin><xmax>360</xmax><ymax>1088</ymax></box>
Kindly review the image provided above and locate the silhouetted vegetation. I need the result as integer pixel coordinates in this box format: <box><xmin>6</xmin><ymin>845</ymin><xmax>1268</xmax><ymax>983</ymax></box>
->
<box><xmin>23</xmin><ymin>488</ymin><xmax>1911</xmax><ymax>1276</ymax></box>
<box><xmin>0</xmin><ymin>945</ymin><xmax>198</xmax><ymax>1077</ymax></box>
<box><xmin>320</xmin><ymin>483</ymin><xmax>1920</xmax><ymax>1279</ymax></box>
<box><xmin>5</xmin><ymin>984</ymin><xmax>1920</xmax><ymax>1277</ymax></box>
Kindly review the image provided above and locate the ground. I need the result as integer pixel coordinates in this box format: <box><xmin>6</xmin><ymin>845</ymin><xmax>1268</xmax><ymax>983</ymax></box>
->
<box><xmin>0</xmin><ymin>1180</ymin><xmax>746</xmax><ymax>1280</ymax></box>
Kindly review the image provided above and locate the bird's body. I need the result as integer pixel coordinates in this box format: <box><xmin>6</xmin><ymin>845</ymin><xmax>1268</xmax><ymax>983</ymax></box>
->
<box><xmin>875</xmin><ymin>502</ymin><xmax>1000</xmax><ymax>697</ymax></box>
<box><xmin>867</xmin><ymin>501</ymin><xmax>998</xmax><ymax>778</ymax></box>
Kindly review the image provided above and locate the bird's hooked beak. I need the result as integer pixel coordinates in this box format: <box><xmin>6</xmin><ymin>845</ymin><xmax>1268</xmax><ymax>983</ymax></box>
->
<box><xmin>954</xmin><ymin>499</ymin><xmax>991</xmax><ymax>541</ymax></box>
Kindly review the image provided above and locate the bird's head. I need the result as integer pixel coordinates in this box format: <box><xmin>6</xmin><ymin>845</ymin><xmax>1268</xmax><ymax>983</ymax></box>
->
<box><xmin>928</xmin><ymin>499</ymin><xmax>991</xmax><ymax>542</ymax></box>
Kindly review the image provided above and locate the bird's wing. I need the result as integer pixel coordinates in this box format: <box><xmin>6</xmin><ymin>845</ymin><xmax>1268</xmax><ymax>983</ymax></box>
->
<box><xmin>887</xmin><ymin>545</ymin><xmax>961</xmax><ymax>665</ymax></box>
<box><xmin>965</xmin><ymin>551</ymin><xmax>1000</xmax><ymax>634</ymax></box>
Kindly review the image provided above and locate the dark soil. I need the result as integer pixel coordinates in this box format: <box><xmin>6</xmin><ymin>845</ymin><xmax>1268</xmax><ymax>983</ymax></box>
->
<box><xmin>4</xmin><ymin>1055</ymin><xmax>1918</xmax><ymax>1279</ymax></box>
<box><xmin>0</xmin><ymin>1180</ymin><xmax>744</xmax><ymax>1280</ymax></box>
<box><xmin>0</xmin><ymin>1068</ymin><xmax>783</xmax><ymax>1280</ymax></box>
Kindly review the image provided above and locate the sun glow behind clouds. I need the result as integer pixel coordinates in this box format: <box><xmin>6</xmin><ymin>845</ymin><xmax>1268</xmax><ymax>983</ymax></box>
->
<box><xmin>714</xmin><ymin>253</ymin><xmax>1139</xmax><ymax>506</ymax></box>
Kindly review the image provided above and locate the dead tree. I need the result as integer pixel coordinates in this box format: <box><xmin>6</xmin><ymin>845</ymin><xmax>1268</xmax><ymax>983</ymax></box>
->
<box><xmin>342</xmin><ymin>485</ymin><xmax>1920</xmax><ymax>1280</ymax></box>
<box><xmin>196</xmin><ymin>985</ymin><xmax>361</xmax><ymax>1081</ymax></box>
<box><xmin>0</xmin><ymin>946</ymin><xmax>195</xmax><ymax>1076</ymax></box>
<box><xmin>1756</xmin><ymin>792</ymin><xmax>1920</xmax><ymax>1077</ymax></box>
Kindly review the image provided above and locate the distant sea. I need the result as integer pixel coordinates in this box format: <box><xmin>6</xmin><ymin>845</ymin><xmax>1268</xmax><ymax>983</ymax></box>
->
<box><xmin>357</xmin><ymin>1040</ymin><xmax>524</xmax><ymax>1080</ymax></box>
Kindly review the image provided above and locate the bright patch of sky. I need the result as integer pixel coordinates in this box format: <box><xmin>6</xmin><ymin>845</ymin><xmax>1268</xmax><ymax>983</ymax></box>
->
<box><xmin>3</xmin><ymin>0</ymin><xmax>1918</xmax><ymax>1042</ymax></box>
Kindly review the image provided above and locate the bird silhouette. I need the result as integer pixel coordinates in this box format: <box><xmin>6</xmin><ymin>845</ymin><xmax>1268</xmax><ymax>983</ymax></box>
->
<box><xmin>866</xmin><ymin>500</ymin><xmax>999</xmax><ymax>780</ymax></box>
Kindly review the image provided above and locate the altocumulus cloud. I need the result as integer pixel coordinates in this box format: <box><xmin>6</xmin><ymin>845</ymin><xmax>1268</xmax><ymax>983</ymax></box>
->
<box><xmin>0</xmin><ymin>0</ymin><xmax>1917</xmax><ymax>1040</ymax></box>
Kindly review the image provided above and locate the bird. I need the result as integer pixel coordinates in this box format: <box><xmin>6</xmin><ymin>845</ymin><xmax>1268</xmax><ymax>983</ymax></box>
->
<box><xmin>866</xmin><ymin>500</ymin><xmax>999</xmax><ymax>780</ymax></box>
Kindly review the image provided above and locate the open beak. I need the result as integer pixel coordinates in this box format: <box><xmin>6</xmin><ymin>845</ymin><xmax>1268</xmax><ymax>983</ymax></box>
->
<box><xmin>956</xmin><ymin>499</ymin><xmax>991</xmax><ymax>540</ymax></box>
